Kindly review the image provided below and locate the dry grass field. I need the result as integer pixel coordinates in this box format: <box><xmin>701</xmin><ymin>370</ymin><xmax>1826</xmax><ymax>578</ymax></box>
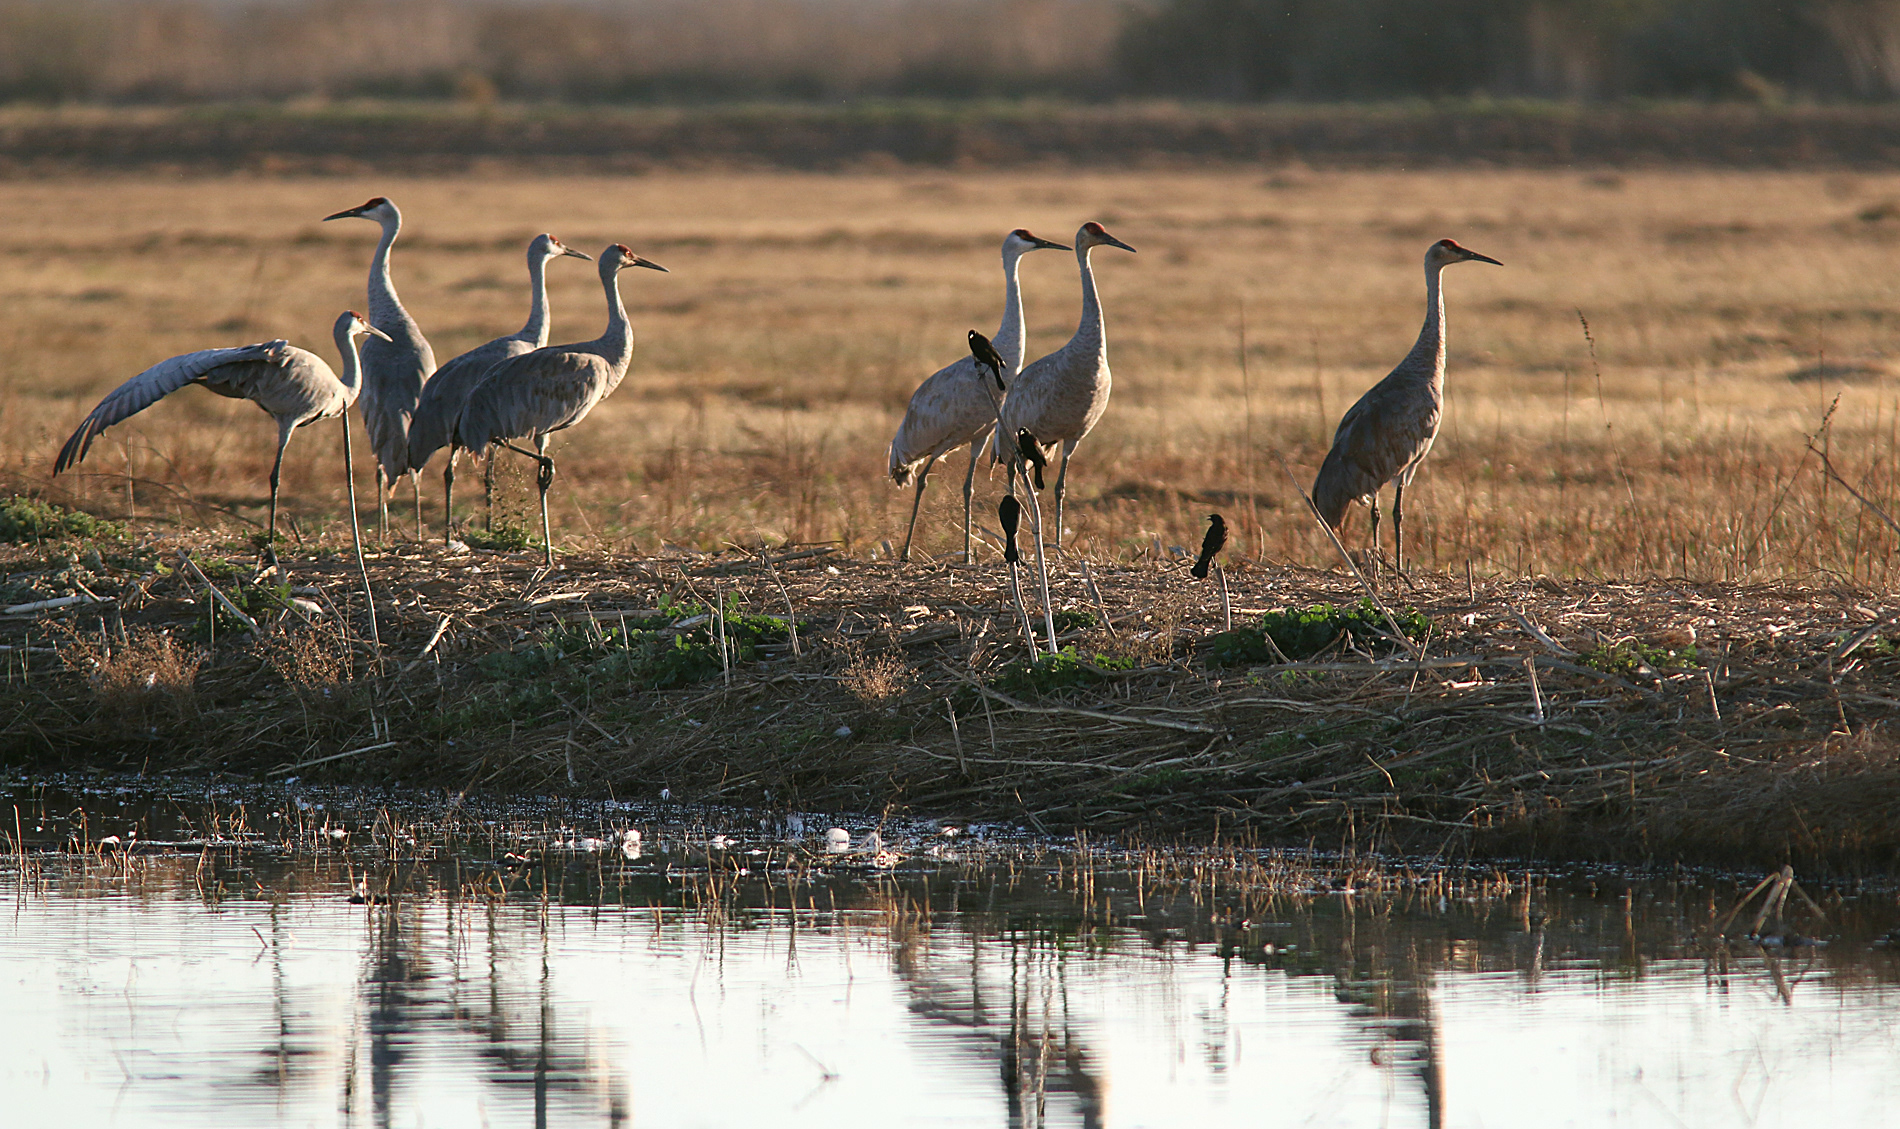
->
<box><xmin>6</xmin><ymin>166</ymin><xmax>1898</xmax><ymax>584</ymax></box>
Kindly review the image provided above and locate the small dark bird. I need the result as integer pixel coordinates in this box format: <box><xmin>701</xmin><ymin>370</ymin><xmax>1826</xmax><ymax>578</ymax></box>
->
<box><xmin>1016</xmin><ymin>429</ymin><xmax>1049</xmax><ymax>490</ymax></box>
<box><xmin>999</xmin><ymin>496</ymin><xmax>1022</xmax><ymax>564</ymax></box>
<box><xmin>968</xmin><ymin>329</ymin><xmax>1006</xmax><ymax>393</ymax></box>
<box><xmin>1191</xmin><ymin>513</ymin><xmax>1227</xmax><ymax>579</ymax></box>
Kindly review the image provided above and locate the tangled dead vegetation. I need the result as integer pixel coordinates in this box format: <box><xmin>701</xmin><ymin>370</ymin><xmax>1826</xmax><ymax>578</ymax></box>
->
<box><xmin>5</xmin><ymin>530</ymin><xmax>1900</xmax><ymax>870</ymax></box>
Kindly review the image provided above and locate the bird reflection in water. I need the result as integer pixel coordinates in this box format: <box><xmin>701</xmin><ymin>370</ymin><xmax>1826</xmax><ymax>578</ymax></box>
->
<box><xmin>889</xmin><ymin>914</ymin><xmax>1107</xmax><ymax>1129</ymax></box>
<box><xmin>337</xmin><ymin>900</ymin><xmax>628</xmax><ymax>1128</ymax></box>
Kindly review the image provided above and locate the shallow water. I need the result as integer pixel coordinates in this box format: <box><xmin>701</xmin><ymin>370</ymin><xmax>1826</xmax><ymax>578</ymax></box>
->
<box><xmin>3</xmin><ymin>783</ymin><xmax>1899</xmax><ymax>1128</ymax></box>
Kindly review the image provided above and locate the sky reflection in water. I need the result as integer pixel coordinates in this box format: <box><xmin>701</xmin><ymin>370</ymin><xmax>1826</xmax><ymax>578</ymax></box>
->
<box><xmin>3</xmin><ymin>813</ymin><xmax>1900</xmax><ymax>1127</ymax></box>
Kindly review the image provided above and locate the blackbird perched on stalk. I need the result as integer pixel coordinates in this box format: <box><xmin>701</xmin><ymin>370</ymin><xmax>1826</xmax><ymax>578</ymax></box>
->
<box><xmin>1191</xmin><ymin>513</ymin><xmax>1227</xmax><ymax>579</ymax></box>
<box><xmin>1016</xmin><ymin>429</ymin><xmax>1049</xmax><ymax>490</ymax></box>
<box><xmin>968</xmin><ymin>329</ymin><xmax>1006</xmax><ymax>393</ymax></box>
<box><xmin>999</xmin><ymin>496</ymin><xmax>1022</xmax><ymax>564</ymax></box>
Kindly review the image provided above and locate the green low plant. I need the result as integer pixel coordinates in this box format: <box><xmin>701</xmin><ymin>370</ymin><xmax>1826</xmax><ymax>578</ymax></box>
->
<box><xmin>1207</xmin><ymin>599</ymin><xmax>1430</xmax><ymax>666</ymax></box>
<box><xmin>476</xmin><ymin>598</ymin><xmax>794</xmax><ymax>693</ymax></box>
<box><xmin>462</xmin><ymin>521</ymin><xmax>537</xmax><ymax>552</ymax></box>
<box><xmin>0</xmin><ymin>496</ymin><xmax>124</xmax><ymax>544</ymax></box>
<box><xmin>992</xmin><ymin>646</ymin><xmax>1136</xmax><ymax>695</ymax></box>
<box><xmin>1583</xmin><ymin>639</ymin><xmax>1698</xmax><ymax>677</ymax></box>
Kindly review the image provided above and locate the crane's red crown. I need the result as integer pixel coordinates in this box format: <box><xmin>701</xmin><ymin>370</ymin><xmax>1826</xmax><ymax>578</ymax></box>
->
<box><xmin>1082</xmin><ymin>222</ymin><xmax>1108</xmax><ymax>235</ymax></box>
<box><xmin>614</xmin><ymin>243</ymin><xmax>633</xmax><ymax>255</ymax></box>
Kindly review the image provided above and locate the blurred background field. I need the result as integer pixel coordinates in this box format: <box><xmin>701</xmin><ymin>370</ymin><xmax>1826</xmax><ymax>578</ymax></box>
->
<box><xmin>2</xmin><ymin>0</ymin><xmax>1899</xmax><ymax>104</ymax></box>
<box><xmin>3</xmin><ymin>0</ymin><xmax>1900</xmax><ymax>585</ymax></box>
<box><xmin>7</xmin><ymin>165</ymin><xmax>1900</xmax><ymax>585</ymax></box>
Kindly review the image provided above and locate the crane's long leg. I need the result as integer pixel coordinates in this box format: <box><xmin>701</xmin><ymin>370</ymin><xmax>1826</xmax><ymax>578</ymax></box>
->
<box><xmin>443</xmin><ymin>449</ymin><xmax>457</xmax><ymax>548</ymax></box>
<box><xmin>500</xmin><ymin>438</ymin><xmax>557</xmax><ymax>567</ymax></box>
<box><xmin>1051</xmin><ymin>441</ymin><xmax>1076</xmax><ymax>551</ymax></box>
<box><xmin>412</xmin><ymin>472</ymin><xmax>423</xmax><ymax>542</ymax></box>
<box><xmin>899</xmin><ymin>455</ymin><xmax>938</xmax><ymax>563</ymax></box>
<box><xmin>1393</xmin><ymin>480</ymin><xmax>1406</xmax><ymax>575</ymax></box>
<box><xmin>375</xmin><ymin>466</ymin><xmax>389</xmax><ymax>542</ymax></box>
<box><xmin>266</xmin><ymin>419</ymin><xmax>294</xmax><ymax>543</ymax></box>
<box><xmin>961</xmin><ymin>434</ymin><xmax>984</xmax><ymax>564</ymax></box>
<box><xmin>483</xmin><ymin>458</ymin><xmax>495</xmax><ymax>532</ymax></box>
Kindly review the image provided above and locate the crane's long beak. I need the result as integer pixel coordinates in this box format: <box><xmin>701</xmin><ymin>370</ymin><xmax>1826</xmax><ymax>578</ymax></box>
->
<box><xmin>1102</xmin><ymin>235</ymin><xmax>1137</xmax><ymax>253</ymax></box>
<box><xmin>322</xmin><ymin>207</ymin><xmax>365</xmax><ymax>222</ymax></box>
<box><xmin>1466</xmin><ymin>250</ymin><xmax>1503</xmax><ymax>266</ymax></box>
<box><xmin>561</xmin><ymin>246</ymin><xmax>593</xmax><ymax>261</ymax></box>
<box><xmin>631</xmin><ymin>256</ymin><xmax>668</xmax><ymax>273</ymax></box>
<box><xmin>1032</xmin><ymin>237</ymin><xmax>1071</xmax><ymax>251</ymax></box>
<box><xmin>365</xmin><ymin>324</ymin><xmax>393</xmax><ymax>342</ymax></box>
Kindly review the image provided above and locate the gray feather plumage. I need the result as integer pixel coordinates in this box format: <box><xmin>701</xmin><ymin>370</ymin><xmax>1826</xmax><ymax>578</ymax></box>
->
<box><xmin>455</xmin><ymin>350</ymin><xmax>618</xmax><ymax>455</ymax></box>
<box><xmin>888</xmin><ymin>234</ymin><xmax>1042</xmax><ymax>486</ymax></box>
<box><xmin>1311</xmin><ymin>239</ymin><xmax>1497</xmax><ymax>531</ymax></box>
<box><xmin>53</xmin><ymin>340</ymin><xmax>343</xmax><ymax>473</ymax></box>
<box><xmin>407</xmin><ymin>335</ymin><xmax>534</xmax><ymax>472</ymax></box>
<box><xmin>451</xmin><ymin>246</ymin><xmax>649</xmax><ymax>458</ymax></box>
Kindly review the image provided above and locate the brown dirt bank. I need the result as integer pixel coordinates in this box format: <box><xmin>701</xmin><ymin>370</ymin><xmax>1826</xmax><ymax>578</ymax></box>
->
<box><xmin>3</xmin><ymin>529</ymin><xmax>1899</xmax><ymax>872</ymax></box>
<box><xmin>2</xmin><ymin>102</ymin><xmax>1899</xmax><ymax>176</ymax></box>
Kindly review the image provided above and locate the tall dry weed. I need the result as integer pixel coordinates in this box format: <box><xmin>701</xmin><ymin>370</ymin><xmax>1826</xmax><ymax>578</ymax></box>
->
<box><xmin>62</xmin><ymin>627</ymin><xmax>202</xmax><ymax>722</ymax></box>
<box><xmin>265</xmin><ymin>623</ymin><xmax>355</xmax><ymax>693</ymax></box>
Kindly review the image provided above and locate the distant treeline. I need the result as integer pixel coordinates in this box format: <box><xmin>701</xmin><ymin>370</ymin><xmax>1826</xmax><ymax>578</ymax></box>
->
<box><xmin>1119</xmin><ymin>0</ymin><xmax>1900</xmax><ymax>101</ymax></box>
<box><xmin>0</xmin><ymin>0</ymin><xmax>1120</xmax><ymax>102</ymax></box>
<box><xmin>0</xmin><ymin>0</ymin><xmax>1894</xmax><ymax>103</ymax></box>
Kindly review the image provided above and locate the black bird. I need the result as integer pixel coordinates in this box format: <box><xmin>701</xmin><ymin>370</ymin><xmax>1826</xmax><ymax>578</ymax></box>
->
<box><xmin>968</xmin><ymin>329</ymin><xmax>1006</xmax><ymax>393</ymax></box>
<box><xmin>1016</xmin><ymin>429</ymin><xmax>1049</xmax><ymax>490</ymax></box>
<box><xmin>999</xmin><ymin>496</ymin><xmax>1022</xmax><ymax>564</ymax></box>
<box><xmin>1191</xmin><ymin>513</ymin><xmax>1227</xmax><ymax>579</ymax></box>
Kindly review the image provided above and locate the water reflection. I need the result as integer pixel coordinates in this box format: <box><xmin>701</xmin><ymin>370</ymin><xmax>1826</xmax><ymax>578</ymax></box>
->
<box><xmin>3</xmin><ymin>787</ymin><xmax>1900</xmax><ymax>1127</ymax></box>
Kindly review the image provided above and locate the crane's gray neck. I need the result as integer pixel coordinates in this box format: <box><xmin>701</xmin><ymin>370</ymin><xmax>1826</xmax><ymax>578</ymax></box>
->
<box><xmin>993</xmin><ymin>248</ymin><xmax>1029</xmax><ymax>373</ymax></box>
<box><xmin>367</xmin><ymin>212</ymin><xmax>405</xmax><ymax>323</ymax></box>
<box><xmin>595</xmin><ymin>260</ymin><xmax>632</xmax><ymax>370</ymax></box>
<box><xmin>521</xmin><ymin>250</ymin><xmax>552</xmax><ymax>347</ymax></box>
<box><xmin>1398</xmin><ymin>261</ymin><xmax>1448</xmax><ymax>384</ymax></box>
<box><xmin>1073</xmin><ymin>244</ymin><xmax>1105</xmax><ymax>355</ymax></box>
<box><xmin>334</xmin><ymin>327</ymin><xmax>365</xmax><ymax>398</ymax></box>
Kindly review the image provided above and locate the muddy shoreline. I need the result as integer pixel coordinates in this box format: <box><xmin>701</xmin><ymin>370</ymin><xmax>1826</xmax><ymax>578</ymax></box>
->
<box><xmin>3</xmin><ymin>528</ymin><xmax>1897</xmax><ymax>873</ymax></box>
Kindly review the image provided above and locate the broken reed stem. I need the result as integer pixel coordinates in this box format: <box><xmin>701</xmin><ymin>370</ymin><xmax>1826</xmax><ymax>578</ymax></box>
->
<box><xmin>944</xmin><ymin>697</ymin><xmax>966</xmax><ymax>776</ymax></box>
<box><xmin>1018</xmin><ymin>470</ymin><xmax>1059</xmax><ymax>656</ymax></box>
<box><xmin>1079</xmin><ymin>559</ymin><xmax>1117</xmax><ymax>637</ymax></box>
<box><xmin>176</xmin><ymin>550</ymin><xmax>260</xmax><ymax>635</ymax></box>
<box><xmin>1578</xmin><ymin>310</ymin><xmax>1638</xmax><ymax>510</ymax></box>
<box><xmin>1005</xmin><ymin>560</ymin><xmax>1037</xmax><ymax>653</ymax></box>
<box><xmin>1525</xmin><ymin>656</ymin><xmax>1545</xmax><ymax>724</ymax></box>
<box><xmin>759</xmin><ymin>550</ymin><xmax>802</xmax><ymax>656</ymax></box>
<box><xmin>715</xmin><ymin>585</ymin><xmax>730</xmax><ymax>686</ymax></box>
<box><xmin>1214</xmin><ymin>561</ymin><xmax>1232</xmax><ymax>633</ymax></box>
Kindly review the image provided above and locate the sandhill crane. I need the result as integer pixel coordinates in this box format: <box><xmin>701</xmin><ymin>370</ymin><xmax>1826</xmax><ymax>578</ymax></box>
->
<box><xmin>888</xmin><ymin>229</ymin><xmax>1068</xmax><ymax>563</ymax></box>
<box><xmin>323</xmin><ymin>196</ymin><xmax>437</xmax><ymax>540</ymax></box>
<box><xmin>55</xmin><ymin>313</ymin><xmax>391</xmax><ymax>540</ymax></box>
<box><xmin>1311</xmin><ymin>239</ymin><xmax>1501</xmax><ymax>573</ymax></box>
<box><xmin>453</xmin><ymin>244</ymin><xmax>669</xmax><ymax>567</ymax></box>
<box><xmin>405</xmin><ymin>234</ymin><xmax>593</xmax><ymax>544</ymax></box>
<box><xmin>994</xmin><ymin>222</ymin><xmax>1136</xmax><ymax>549</ymax></box>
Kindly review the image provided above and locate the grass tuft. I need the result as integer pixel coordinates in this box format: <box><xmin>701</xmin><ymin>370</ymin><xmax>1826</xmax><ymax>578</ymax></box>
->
<box><xmin>1207</xmin><ymin>599</ymin><xmax>1430</xmax><ymax>666</ymax></box>
<box><xmin>1583</xmin><ymin>639</ymin><xmax>1699</xmax><ymax>677</ymax></box>
<box><xmin>0</xmin><ymin>497</ymin><xmax>124</xmax><ymax>545</ymax></box>
<box><xmin>992</xmin><ymin>645</ymin><xmax>1137</xmax><ymax>696</ymax></box>
<box><xmin>462</xmin><ymin>522</ymin><xmax>537</xmax><ymax>552</ymax></box>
